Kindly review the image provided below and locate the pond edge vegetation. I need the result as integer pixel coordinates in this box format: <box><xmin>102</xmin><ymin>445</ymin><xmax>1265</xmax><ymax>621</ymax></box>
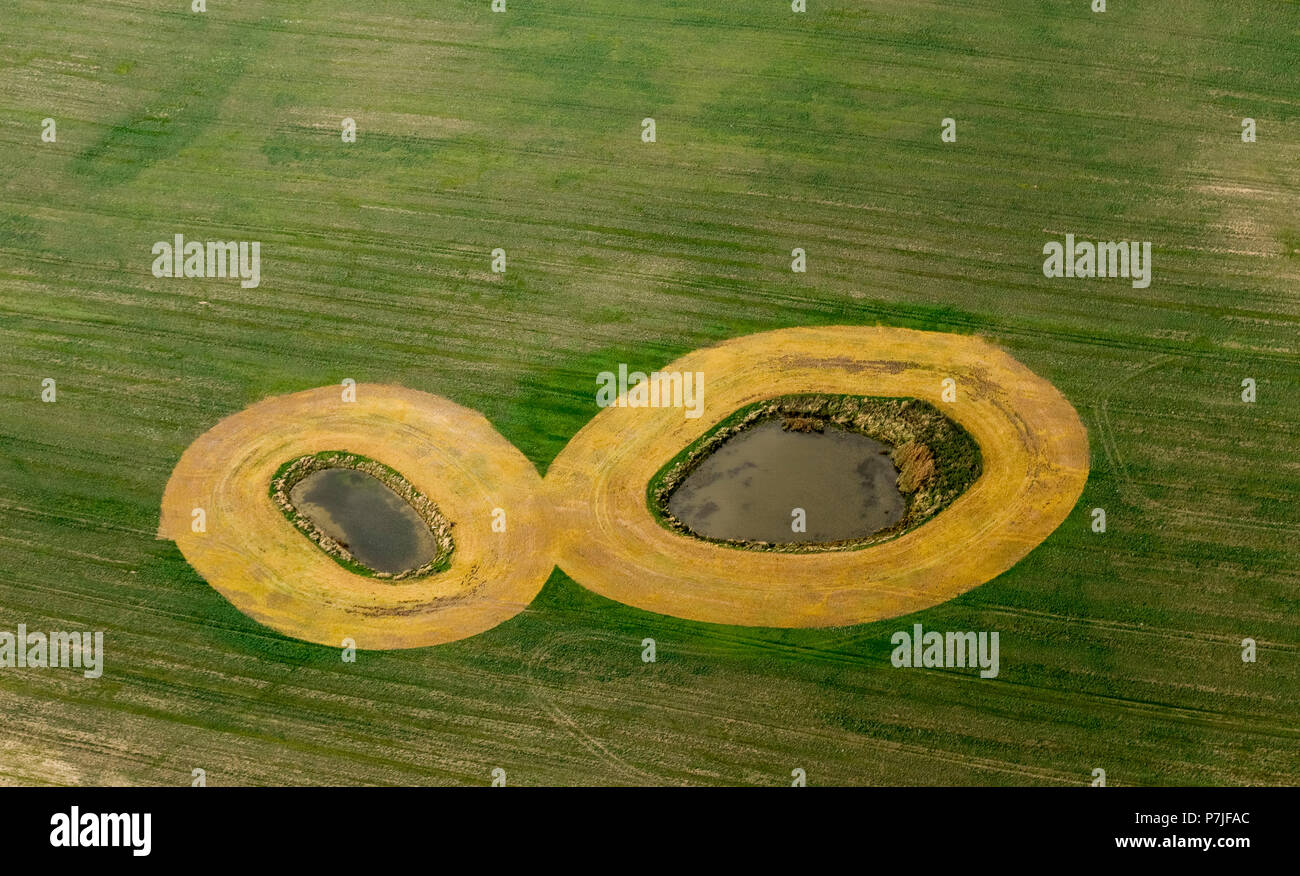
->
<box><xmin>270</xmin><ymin>450</ymin><xmax>454</xmax><ymax>579</ymax></box>
<box><xmin>646</xmin><ymin>394</ymin><xmax>983</xmax><ymax>553</ymax></box>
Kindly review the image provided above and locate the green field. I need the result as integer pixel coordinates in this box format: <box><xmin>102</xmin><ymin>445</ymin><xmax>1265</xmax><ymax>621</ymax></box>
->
<box><xmin>1</xmin><ymin>0</ymin><xmax>1297</xmax><ymax>785</ymax></box>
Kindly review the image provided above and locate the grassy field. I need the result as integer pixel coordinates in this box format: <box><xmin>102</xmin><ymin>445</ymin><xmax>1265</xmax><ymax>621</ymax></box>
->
<box><xmin>1</xmin><ymin>0</ymin><xmax>1297</xmax><ymax>785</ymax></box>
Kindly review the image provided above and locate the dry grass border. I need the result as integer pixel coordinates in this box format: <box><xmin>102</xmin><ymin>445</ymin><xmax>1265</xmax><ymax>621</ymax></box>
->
<box><xmin>158</xmin><ymin>385</ymin><xmax>552</xmax><ymax>649</ymax></box>
<box><xmin>159</xmin><ymin>326</ymin><xmax>1089</xmax><ymax>644</ymax></box>
<box><xmin>544</xmin><ymin>326</ymin><xmax>1090</xmax><ymax>628</ymax></box>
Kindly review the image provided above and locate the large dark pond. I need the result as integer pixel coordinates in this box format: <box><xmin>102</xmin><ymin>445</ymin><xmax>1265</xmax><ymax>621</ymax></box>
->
<box><xmin>666</xmin><ymin>420</ymin><xmax>905</xmax><ymax>544</ymax></box>
<box><xmin>289</xmin><ymin>468</ymin><xmax>437</xmax><ymax>574</ymax></box>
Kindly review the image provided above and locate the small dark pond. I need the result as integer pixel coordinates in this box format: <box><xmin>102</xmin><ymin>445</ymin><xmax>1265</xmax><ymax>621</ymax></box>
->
<box><xmin>289</xmin><ymin>468</ymin><xmax>437</xmax><ymax>574</ymax></box>
<box><xmin>666</xmin><ymin>420</ymin><xmax>905</xmax><ymax>544</ymax></box>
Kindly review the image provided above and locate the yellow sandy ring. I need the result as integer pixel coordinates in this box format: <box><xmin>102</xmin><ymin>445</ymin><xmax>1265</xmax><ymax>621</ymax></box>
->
<box><xmin>544</xmin><ymin>325</ymin><xmax>1090</xmax><ymax>628</ymax></box>
<box><xmin>158</xmin><ymin>384</ymin><xmax>553</xmax><ymax>649</ymax></box>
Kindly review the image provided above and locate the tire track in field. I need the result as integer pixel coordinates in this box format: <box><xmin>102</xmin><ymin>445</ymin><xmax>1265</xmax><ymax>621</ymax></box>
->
<box><xmin>979</xmin><ymin>605</ymin><xmax>1300</xmax><ymax>656</ymax></box>
<box><xmin>521</xmin><ymin>630</ymin><xmax>658</xmax><ymax>784</ymax></box>
<box><xmin>1094</xmin><ymin>354</ymin><xmax>1300</xmax><ymax>533</ymax></box>
<box><xmin>552</xmin><ymin>664</ymin><xmax>1087</xmax><ymax>786</ymax></box>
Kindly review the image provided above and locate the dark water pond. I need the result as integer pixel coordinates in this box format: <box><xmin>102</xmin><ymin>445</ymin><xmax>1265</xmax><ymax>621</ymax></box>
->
<box><xmin>667</xmin><ymin>420</ymin><xmax>905</xmax><ymax>544</ymax></box>
<box><xmin>289</xmin><ymin>468</ymin><xmax>437</xmax><ymax>574</ymax></box>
